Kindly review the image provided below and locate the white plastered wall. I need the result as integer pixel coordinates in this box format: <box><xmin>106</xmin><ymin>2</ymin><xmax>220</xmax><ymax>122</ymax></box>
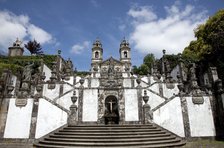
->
<box><xmin>124</xmin><ymin>89</ymin><xmax>139</xmax><ymax>121</ymax></box>
<box><xmin>82</xmin><ymin>89</ymin><xmax>98</xmax><ymax>121</ymax></box>
<box><xmin>56</xmin><ymin>84</ymin><xmax>74</xmax><ymax>110</ymax></box>
<box><xmin>42</xmin><ymin>84</ymin><xmax>60</xmax><ymax>100</ymax></box>
<box><xmin>4</xmin><ymin>98</ymin><xmax>33</xmax><ymax>138</ymax></box>
<box><xmin>186</xmin><ymin>96</ymin><xmax>216</xmax><ymax>137</ymax></box>
<box><xmin>42</xmin><ymin>64</ymin><xmax>51</xmax><ymax>81</ymax></box>
<box><xmin>153</xmin><ymin>97</ymin><xmax>185</xmax><ymax>137</ymax></box>
<box><xmin>35</xmin><ymin>99</ymin><xmax>67</xmax><ymax>138</ymax></box>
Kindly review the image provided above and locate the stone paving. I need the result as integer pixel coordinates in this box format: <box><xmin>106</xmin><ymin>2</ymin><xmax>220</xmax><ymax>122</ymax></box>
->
<box><xmin>0</xmin><ymin>139</ymin><xmax>224</xmax><ymax>148</ymax></box>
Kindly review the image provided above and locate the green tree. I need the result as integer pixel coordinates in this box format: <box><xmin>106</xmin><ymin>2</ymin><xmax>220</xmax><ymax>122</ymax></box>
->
<box><xmin>132</xmin><ymin>65</ymin><xmax>139</xmax><ymax>74</ymax></box>
<box><xmin>25</xmin><ymin>40</ymin><xmax>43</xmax><ymax>55</ymax></box>
<box><xmin>183</xmin><ymin>10</ymin><xmax>224</xmax><ymax>60</ymax></box>
<box><xmin>138</xmin><ymin>64</ymin><xmax>149</xmax><ymax>75</ymax></box>
<box><xmin>183</xmin><ymin>9</ymin><xmax>224</xmax><ymax>82</ymax></box>
<box><xmin>143</xmin><ymin>53</ymin><xmax>155</xmax><ymax>73</ymax></box>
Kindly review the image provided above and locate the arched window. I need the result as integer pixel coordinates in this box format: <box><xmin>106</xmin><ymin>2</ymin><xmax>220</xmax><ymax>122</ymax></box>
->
<box><xmin>124</xmin><ymin>51</ymin><xmax>127</xmax><ymax>58</ymax></box>
<box><xmin>95</xmin><ymin>51</ymin><xmax>99</xmax><ymax>58</ymax></box>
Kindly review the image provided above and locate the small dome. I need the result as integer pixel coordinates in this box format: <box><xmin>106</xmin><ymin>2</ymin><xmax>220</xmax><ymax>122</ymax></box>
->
<box><xmin>120</xmin><ymin>38</ymin><xmax>129</xmax><ymax>48</ymax></box>
<box><xmin>13</xmin><ymin>38</ymin><xmax>22</xmax><ymax>47</ymax></box>
<box><xmin>93</xmin><ymin>38</ymin><xmax>102</xmax><ymax>48</ymax></box>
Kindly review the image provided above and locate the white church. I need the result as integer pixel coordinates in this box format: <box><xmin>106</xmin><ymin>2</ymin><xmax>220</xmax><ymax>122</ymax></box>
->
<box><xmin>0</xmin><ymin>38</ymin><xmax>219</xmax><ymax>147</ymax></box>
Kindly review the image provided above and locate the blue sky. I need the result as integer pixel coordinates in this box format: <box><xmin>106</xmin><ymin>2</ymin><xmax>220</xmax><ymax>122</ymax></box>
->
<box><xmin>0</xmin><ymin>0</ymin><xmax>223</xmax><ymax>71</ymax></box>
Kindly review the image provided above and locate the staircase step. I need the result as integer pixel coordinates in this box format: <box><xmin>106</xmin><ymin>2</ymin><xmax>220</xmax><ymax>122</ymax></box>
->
<box><xmin>63</xmin><ymin>125</ymin><xmax>156</xmax><ymax>130</ymax></box>
<box><xmin>34</xmin><ymin>124</ymin><xmax>186</xmax><ymax>148</ymax></box>
<box><xmin>44</xmin><ymin>135</ymin><xmax>176</xmax><ymax>142</ymax></box>
<box><xmin>59</xmin><ymin>128</ymin><xmax>161</xmax><ymax>133</ymax></box>
<box><xmin>55</xmin><ymin>130</ymin><xmax>167</xmax><ymax>136</ymax></box>
<box><xmin>34</xmin><ymin>141</ymin><xmax>186</xmax><ymax>148</ymax></box>
<box><xmin>39</xmin><ymin>138</ymin><xmax>182</xmax><ymax>147</ymax></box>
<box><xmin>49</xmin><ymin>132</ymin><xmax>171</xmax><ymax>139</ymax></box>
<box><xmin>68</xmin><ymin>124</ymin><xmax>154</xmax><ymax>128</ymax></box>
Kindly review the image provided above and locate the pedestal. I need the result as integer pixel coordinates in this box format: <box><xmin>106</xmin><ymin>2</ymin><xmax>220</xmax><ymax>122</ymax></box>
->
<box><xmin>67</xmin><ymin>104</ymin><xmax>78</xmax><ymax>126</ymax></box>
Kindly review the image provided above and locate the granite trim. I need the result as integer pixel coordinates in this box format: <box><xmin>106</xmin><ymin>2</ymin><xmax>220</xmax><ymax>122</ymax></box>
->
<box><xmin>180</xmin><ymin>96</ymin><xmax>191</xmax><ymax>138</ymax></box>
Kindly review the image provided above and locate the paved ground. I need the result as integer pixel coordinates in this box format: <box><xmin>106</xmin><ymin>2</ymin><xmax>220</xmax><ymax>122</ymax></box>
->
<box><xmin>184</xmin><ymin>139</ymin><xmax>224</xmax><ymax>148</ymax></box>
<box><xmin>0</xmin><ymin>139</ymin><xmax>224</xmax><ymax>148</ymax></box>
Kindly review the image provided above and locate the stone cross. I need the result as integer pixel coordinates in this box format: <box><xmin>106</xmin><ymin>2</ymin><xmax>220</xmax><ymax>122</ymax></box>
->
<box><xmin>107</xmin><ymin>100</ymin><xmax>116</xmax><ymax>113</ymax></box>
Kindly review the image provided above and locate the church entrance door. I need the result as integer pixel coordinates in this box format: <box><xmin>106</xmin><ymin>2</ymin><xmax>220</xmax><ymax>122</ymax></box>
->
<box><xmin>104</xmin><ymin>96</ymin><xmax>119</xmax><ymax>125</ymax></box>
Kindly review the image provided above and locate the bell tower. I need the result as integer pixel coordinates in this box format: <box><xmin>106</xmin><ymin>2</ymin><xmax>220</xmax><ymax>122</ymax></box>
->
<box><xmin>8</xmin><ymin>38</ymin><xmax>24</xmax><ymax>57</ymax></box>
<box><xmin>119</xmin><ymin>38</ymin><xmax>131</xmax><ymax>71</ymax></box>
<box><xmin>91</xmin><ymin>39</ymin><xmax>103</xmax><ymax>72</ymax></box>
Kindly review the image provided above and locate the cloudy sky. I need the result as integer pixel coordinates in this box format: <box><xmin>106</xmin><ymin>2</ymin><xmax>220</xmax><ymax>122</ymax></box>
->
<box><xmin>0</xmin><ymin>0</ymin><xmax>223</xmax><ymax>70</ymax></box>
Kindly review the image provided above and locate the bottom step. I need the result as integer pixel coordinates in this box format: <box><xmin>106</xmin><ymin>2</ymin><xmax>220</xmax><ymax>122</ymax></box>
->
<box><xmin>34</xmin><ymin>124</ymin><xmax>186</xmax><ymax>148</ymax></box>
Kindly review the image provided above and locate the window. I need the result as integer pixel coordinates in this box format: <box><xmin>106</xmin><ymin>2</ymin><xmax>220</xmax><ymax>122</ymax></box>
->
<box><xmin>124</xmin><ymin>51</ymin><xmax>127</xmax><ymax>58</ymax></box>
<box><xmin>95</xmin><ymin>51</ymin><xmax>99</xmax><ymax>58</ymax></box>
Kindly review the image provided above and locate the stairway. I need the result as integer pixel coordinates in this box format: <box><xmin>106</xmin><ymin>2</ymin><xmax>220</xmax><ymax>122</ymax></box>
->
<box><xmin>34</xmin><ymin>123</ymin><xmax>186</xmax><ymax>148</ymax></box>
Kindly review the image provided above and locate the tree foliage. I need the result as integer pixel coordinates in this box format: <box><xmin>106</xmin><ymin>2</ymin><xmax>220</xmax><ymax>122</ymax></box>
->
<box><xmin>183</xmin><ymin>9</ymin><xmax>224</xmax><ymax>82</ymax></box>
<box><xmin>132</xmin><ymin>53</ymin><xmax>155</xmax><ymax>75</ymax></box>
<box><xmin>183</xmin><ymin>10</ymin><xmax>224</xmax><ymax>60</ymax></box>
<box><xmin>25</xmin><ymin>40</ymin><xmax>43</xmax><ymax>55</ymax></box>
<box><xmin>143</xmin><ymin>53</ymin><xmax>155</xmax><ymax>71</ymax></box>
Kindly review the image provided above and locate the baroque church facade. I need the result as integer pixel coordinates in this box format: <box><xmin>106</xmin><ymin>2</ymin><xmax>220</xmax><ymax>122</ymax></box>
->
<box><xmin>0</xmin><ymin>38</ymin><xmax>223</xmax><ymax>147</ymax></box>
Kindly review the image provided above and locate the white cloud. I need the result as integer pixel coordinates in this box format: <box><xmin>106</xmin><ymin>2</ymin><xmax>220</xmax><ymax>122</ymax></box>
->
<box><xmin>128</xmin><ymin>6</ymin><xmax>157</xmax><ymax>23</ymax></box>
<box><xmin>28</xmin><ymin>24</ymin><xmax>52</xmax><ymax>44</ymax></box>
<box><xmin>0</xmin><ymin>10</ymin><xmax>53</xmax><ymax>52</ymax></box>
<box><xmin>128</xmin><ymin>2</ymin><xmax>207</xmax><ymax>57</ymax></box>
<box><xmin>70</xmin><ymin>41</ymin><xmax>90</xmax><ymax>54</ymax></box>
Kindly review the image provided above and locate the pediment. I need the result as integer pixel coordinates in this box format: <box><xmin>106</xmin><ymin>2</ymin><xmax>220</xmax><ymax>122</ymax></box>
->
<box><xmin>101</xmin><ymin>57</ymin><xmax>122</xmax><ymax>66</ymax></box>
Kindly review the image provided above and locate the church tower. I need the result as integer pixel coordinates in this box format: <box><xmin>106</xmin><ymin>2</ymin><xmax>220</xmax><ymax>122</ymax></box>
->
<box><xmin>8</xmin><ymin>38</ymin><xmax>24</xmax><ymax>57</ymax></box>
<box><xmin>91</xmin><ymin>39</ymin><xmax>103</xmax><ymax>72</ymax></box>
<box><xmin>119</xmin><ymin>38</ymin><xmax>131</xmax><ymax>71</ymax></box>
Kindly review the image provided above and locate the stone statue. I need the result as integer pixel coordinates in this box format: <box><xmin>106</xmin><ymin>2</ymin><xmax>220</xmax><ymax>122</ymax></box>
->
<box><xmin>67</xmin><ymin>58</ymin><xmax>73</xmax><ymax>69</ymax></box>
<box><xmin>22</xmin><ymin>62</ymin><xmax>34</xmax><ymax>81</ymax></box>
<box><xmin>108</xmin><ymin>61</ymin><xmax>114</xmax><ymax>77</ymax></box>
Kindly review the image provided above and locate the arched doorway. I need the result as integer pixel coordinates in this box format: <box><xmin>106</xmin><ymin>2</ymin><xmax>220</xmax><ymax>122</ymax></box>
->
<box><xmin>104</xmin><ymin>96</ymin><xmax>119</xmax><ymax>125</ymax></box>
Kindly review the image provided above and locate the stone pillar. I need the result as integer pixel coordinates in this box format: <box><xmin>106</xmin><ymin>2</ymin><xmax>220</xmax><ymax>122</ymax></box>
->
<box><xmin>190</xmin><ymin>64</ymin><xmax>204</xmax><ymax>104</ymax></box>
<box><xmin>0</xmin><ymin>70</ymin><xmax>14</xmax><ymax>137</ymax></box>
<box><xmin>214</xmin><ymin>79</ymin><xmax>224</xmax><ymax>138</ymax></box>
<box><xmin>78</xmin><ymin>78</ymin><xmax>84</xmax><ymax>123</ymax></box>
<box><xmin>29</xmin><ymin>72</ymin><xmax>45</xmax><ymax>139</ymax></box>
<box><xmin>142</xmin><ymin>90</ymin><xmax>153</xmax><ymax>124</ymax></box>
<box><xmin>177</xmin><ymin>75</ymin><xmax>191</xmax><ymax>138</ymax></box>
<box><xmin>68</xmin><ymin>91</ymin><xmax>78</xmax><ymax>126</ymax></box>
<box><xmin>136</xmin><ymin>77</ymin><xmax>143</xmax><ymax>123</ymax></box>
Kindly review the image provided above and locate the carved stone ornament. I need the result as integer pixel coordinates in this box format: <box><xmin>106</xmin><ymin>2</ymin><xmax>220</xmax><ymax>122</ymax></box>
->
<box><xmin>36</xmin><ymin>84</ymin><xmax>43</xmax><ymax>92</ymax></box>
<box><xmin>136</xmin><ymin>77</ymin><xmax>141</xmax><ymax>85</ymax></box>
<box><xmin>79</xmin><ymin>78</ymin><xmax>85</xmax><ymax>85</ymax></box>
<box><xmin>16</xmin><ymin>91</ymin><xmax>28</xmax><ymax>107</ymax></box>
<box><xmin>192</xmin><ymin>96</ymin><xmax>204</xmax><ymax>104</ymax></box>
<box><xmin>48</xmin><ymin>82</ymin><xmax>56</xmax><ymax>89</ymax></box>
<box><xmin>15</xmin><ymin>98</ymin><xmax>27</xmax><ymax>107</ymax></box>
<box><xmin>192</xmin><ymin>89</ymin><xmax>204</xmax><ymax>105</ymax></box>
<box><xmin>68</xmin><ymin>91</ymin><xmax>78</xmax><ymax>126</ymax></box>
<box><xmin>100</xmin><ymin>57</ymin><xmax>123</xmax><ymax>88</ymax></box>
<box><xmin>142</xmin><ymin>90</ymin><xmax>153</xmax><ymax>124</ymax></box>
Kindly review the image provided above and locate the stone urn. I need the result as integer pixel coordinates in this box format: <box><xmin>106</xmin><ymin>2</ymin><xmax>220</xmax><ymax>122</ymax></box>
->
<box><xmin>41</xmin><ymin>72</ymin><xmax>46</xmax><ymax>81</ymax></box>
<box><xmin>157</xmin><ymin>74</ymin><xmax>161</xmax><ymax>80</ymax></box>
<box><xmin>136</xmin><ymin>77</ymin><xmax>141</xmax><ymax>85</ymax></box>
<box><xmin>36</xmin><ymin>84</ymin><xmax>43</xmax><ymax>92</ymax></box>
<box><xmin>71</xmin><ymin>91</ymin><xmax>77</xmax><ymax>104</ymax></box>
<box><xmin>71</xmin><ymin>95</ymin><xmax>77</xmax><ymax>104</ymax></box>
<box><xmin>142</xmin><ymin>90</ymin><xmax>149</xmax><ymax>104</ymax></box>
<box><xmin>79</xmin><ymin>78</ymin><xmax>85</xmax><ymax>85</ymax></box>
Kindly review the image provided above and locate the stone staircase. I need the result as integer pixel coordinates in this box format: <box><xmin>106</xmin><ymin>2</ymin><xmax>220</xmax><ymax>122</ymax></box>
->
<box><xmin>34</xmin><ymin>123</ymin><xmax>186</xmax><ymax>148</ymax></box>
